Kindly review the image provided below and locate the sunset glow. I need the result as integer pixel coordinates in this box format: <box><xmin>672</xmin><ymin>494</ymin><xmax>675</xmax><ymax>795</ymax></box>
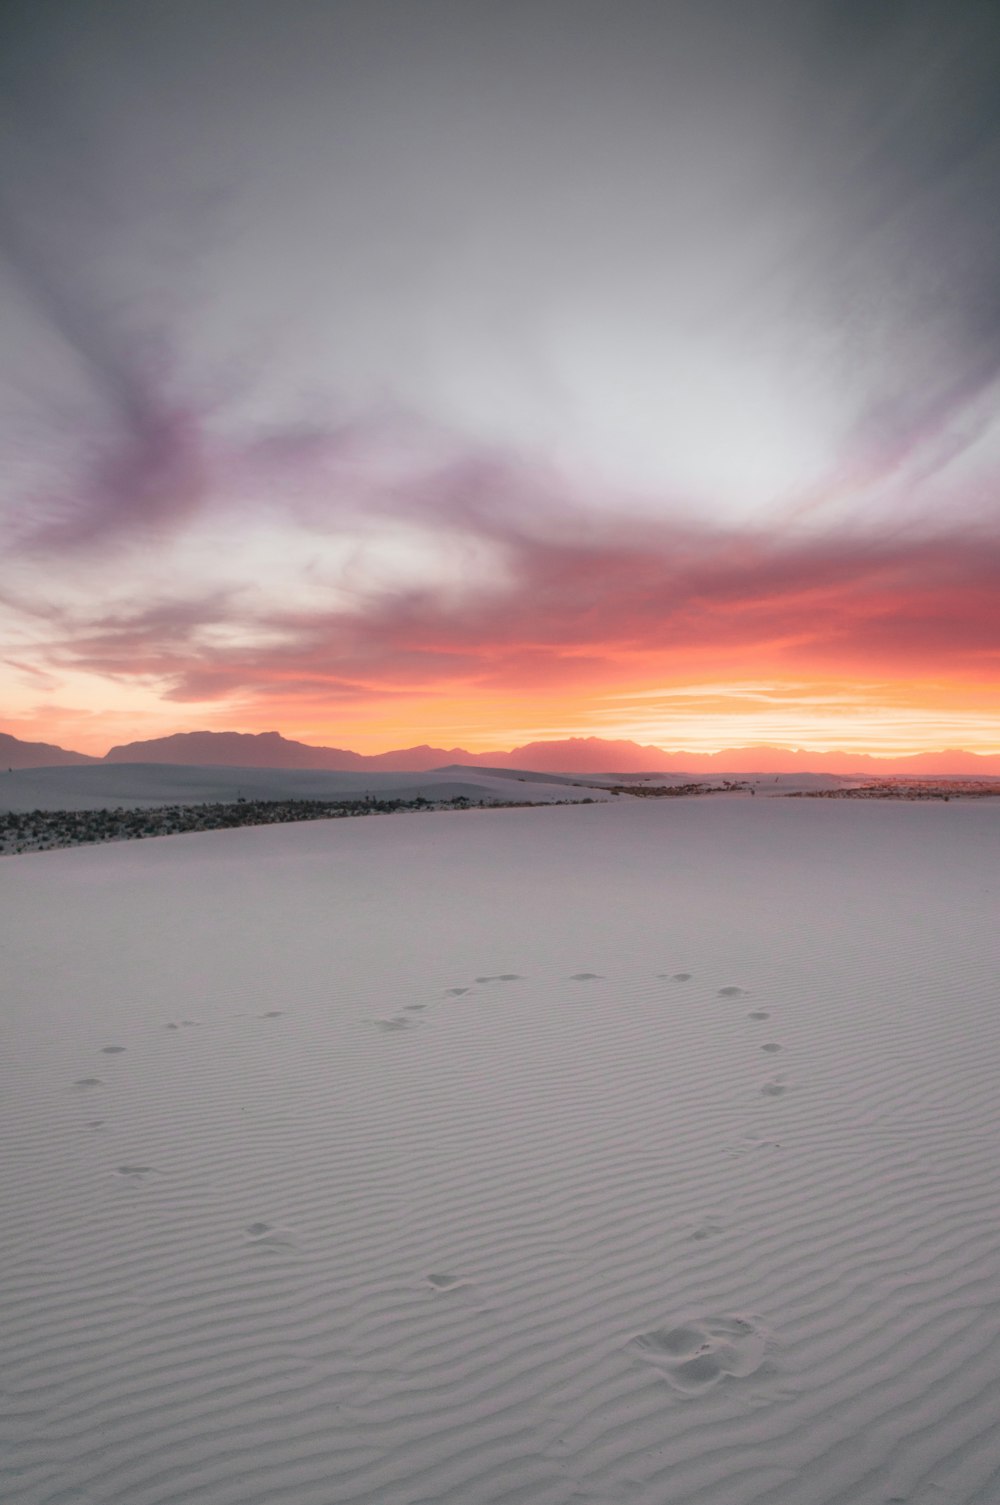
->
<box><xmin>2</xmin><ymin>3</ymin><xmax>998</xmax><ymax>764</ymax></box>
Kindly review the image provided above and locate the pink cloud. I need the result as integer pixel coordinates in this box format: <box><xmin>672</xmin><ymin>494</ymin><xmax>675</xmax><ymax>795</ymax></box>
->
<box><xmin>33</xmin><ymin>500</ymin><xmax>999</xmax><ymax>710</ymax></box>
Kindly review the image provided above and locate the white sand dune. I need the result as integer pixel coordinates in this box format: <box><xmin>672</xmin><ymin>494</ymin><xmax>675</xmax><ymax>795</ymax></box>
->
<box><xmin>0</xmin><ymin>763</ymin><xmax>852</xmax><ymax>816</ymax></box>
<box><xmin>0</xmin><ymin>762</ymin><xmax>614</xmax><ymax>813</ymax></box>
<box><xmin>4</xmin><ymin>796</ymin><xmax>1000</xmax><ymax>1504</ymax></box>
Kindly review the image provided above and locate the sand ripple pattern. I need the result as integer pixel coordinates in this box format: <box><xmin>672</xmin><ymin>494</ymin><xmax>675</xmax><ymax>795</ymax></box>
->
<box><xmin>3</xmin><ymin>798</ymin><xmax>1000</xmax><ymax>1504</ymax></box>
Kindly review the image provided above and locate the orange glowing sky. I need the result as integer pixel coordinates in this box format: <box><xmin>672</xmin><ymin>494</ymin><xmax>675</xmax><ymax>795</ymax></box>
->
<box><xmin>2</xmin><ymin>3</ymin><xmax>999</xmax><ymax>761</ymax></box>
<box><xmin>4</xmin><ymin>487</ymin><xmax>998</xmax><ymax>759</ymax></box>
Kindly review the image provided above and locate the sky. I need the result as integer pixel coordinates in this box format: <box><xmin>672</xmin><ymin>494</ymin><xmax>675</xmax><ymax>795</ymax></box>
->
<box><xmin>1</xmin><ymin>0</ymin><xmax>999</xmax><ymax>758</ymax></box>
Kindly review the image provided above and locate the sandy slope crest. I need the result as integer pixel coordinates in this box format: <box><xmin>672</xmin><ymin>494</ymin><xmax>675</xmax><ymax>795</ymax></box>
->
<box><xmin>0</xmin><ymin>761</ymin><xmax>615</xmax><ymax>813</ymax></box>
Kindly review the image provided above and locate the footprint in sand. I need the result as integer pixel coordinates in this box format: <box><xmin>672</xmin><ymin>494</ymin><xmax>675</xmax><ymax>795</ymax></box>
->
<box><xmin>718</xmin><ymin>985</ymin><xmax>747</xmax><ymax>997</ymax></box>
<box><xmin>100</xmin><ymin>1045</ymin><xmax>126</xmax><ymax>1055</ymax></box>
<box><xmin>630</xmin><ymin>1314</ymin><xmax>769</xmax><ymax>1394</ymax></box>
<box><xmin>245</xmin><ymin>1221</ymin><xmax>300</xmax><ymax>1251</ymax></box>
<box><xmin>427</xmin><ymin>1272</ymin><xmax>469</xmax><ymax>1292</ymax></box>
<box><xmin>115</xmin><ymin>1165</ymin><xmax>157</xmax><ymax>1183</ymax></box>
<box><xmin>373</xmin><ymin>1016</ymin><xmax>416</xmax><ymax>1032</ymax></box>
<box><xmin>760</xmin><ymin>1042</ymin><xmax>783</xmax><ymax>1054</ymax></box>
<box><xmin>259</xmin><ymin>1010</ymin><xmax>284</xmax><ymax>1019</ymax></box>
<box><xmin>474</xmin><ymin>974</ymin><xmax>523</xmax><ymax>984</ymax></box>
<box><xmin>760</xmin><ymin>1077</ymin><xmax>789</xmax><ymax>1097</ymax></box>
<box><xmin>404</xmin><ymin>1003</ymin><xmax>427</xmax><ymax>1012</ymax></box>
<box><xmin>569</xmin><ymin>972</ymin><xmax>603</xmax><ymax>981</ymax></box>
<box><xmin>671</xmin><ymin>972</ymin><xmax>693</xmax><ymax>982</ymax></box>
<box><xmin>84</xmin><ymin>1120</ymin><xmax>105</xmax><ymax>1130</ymax></box>
<box><xmin>688</xmin><ymin>1216</ymin><xmax>724</xmax><ymax>1242</ymax></box>
<box><xmin>739</xmin><ymin>1128</ymin><xmax>782</xmax><ymax>1150</ymax></box>
<box><xmin>444</xmin><ymin>987</ymin><xmax>471</xmax><ymax>996</ymax></box>
<box><xmin>73</xmin><ymin>1077</ymin><xmax>103</xmax><ymax>1089</ymax></box>
<box><xmin>748</xmin><ymin>1010</ymin><xmax>770</xmax><ymax>1021</ymax></box>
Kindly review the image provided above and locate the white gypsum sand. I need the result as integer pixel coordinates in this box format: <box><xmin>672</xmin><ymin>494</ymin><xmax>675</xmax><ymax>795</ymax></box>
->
<box><xmin>0</xmin><ymin>762</ymin><xmax>619</xmax><ymax>814</ymax></box>
<box><xmin>3</xmin><ymin>793</ymin><xmax>1000</xmax><ymax>1504</ymax></box>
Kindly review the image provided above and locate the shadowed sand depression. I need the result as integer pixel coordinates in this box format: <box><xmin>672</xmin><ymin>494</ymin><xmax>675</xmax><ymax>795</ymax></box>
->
<box><xmin>4</xmin><ymin>795</ymin><xmax>1000</xmax><ymax>1504</ymax></box>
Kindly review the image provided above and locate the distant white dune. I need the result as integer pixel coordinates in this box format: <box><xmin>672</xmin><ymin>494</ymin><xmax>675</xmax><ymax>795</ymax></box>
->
<box><xmin>5</xmin><ymin>797</ymin><xmax>1000</xmax><ymax>1504</ymax></box>
<box><xmin>0</xmin><ymin>761</ymin><xmax>616</xmax><ymax>813</ymax></box>
<box><xmin>0</xmin><ymin>762</ymin><xmax>857</xmax><ymax>818</ymax></box>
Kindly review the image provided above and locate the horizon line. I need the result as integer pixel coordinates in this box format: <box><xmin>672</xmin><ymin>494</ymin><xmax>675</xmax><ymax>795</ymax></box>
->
<box><xmin>4</xmin><ymin>726</ymin><xmax>1000</xmax><ymax>766</ymax></box>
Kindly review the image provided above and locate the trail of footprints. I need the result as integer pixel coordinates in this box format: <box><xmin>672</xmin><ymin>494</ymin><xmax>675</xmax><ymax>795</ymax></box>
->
<box><xmin>381</xmin><ymin>959</ymin><xmax>790</xmax><ymax>1401</ymax></box>
<box><xmin>639</xmin><ymin>969</ymin><xmax>786</xmax><ymax>1394</ymax></box>
<box><xmin>72</xmin><ymin>963</ymin><xmax>790</xmax><ymax>1131</ymax></box>
<box><xmin>373</xmin><ymin>966</ymin><xmax>631</xmax><ymax>1031</ymax></box>
<box><xmin>372</xmin><ymin>972</ymin><xmax>527</xmax><ymax>1031</ymax></box>
<box><xmin>708</xmin><ymin>979</ymin><xmax>790</xmax><ymax>1104</ymax></box>
<box><xmin>654</xmin><ymin>971</ymin><xmax>791</xmax><ymax>1139</ymax></box>
<box><xmin>71</xmin><ymin>1002</ymin><xmax>304</xmax><ymax>1245</ymax></box>
<box><xmin>70</xmin><ymin>1017</ymin><xmax>316</xmax><ymax>1267</ymax></box>
<box><xmin>372</xmin><ymin>962</ymin><xmax>793</xmax><ymax>1184</ymax></box>
<box><xmin>371</xmin><ymin>965</ymin><xmax>791</xmax><ymax>1116</ymax></box>
<box><xmin>69</xmin><ymin>963</ymin><xmax>787</xmax><ymax>1397</ymax></box>
<box><xmin>72</xmin><ymin>1039</ymin><xmax>168</xmax><ymax>1182</ymax></box>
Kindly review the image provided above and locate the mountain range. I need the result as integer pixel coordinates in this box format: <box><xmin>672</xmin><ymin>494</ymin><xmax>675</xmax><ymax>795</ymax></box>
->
<box><xmin>3</xmin><ymin>728</ymin><xmax>1000</xmax><ymax>776</ymax></box>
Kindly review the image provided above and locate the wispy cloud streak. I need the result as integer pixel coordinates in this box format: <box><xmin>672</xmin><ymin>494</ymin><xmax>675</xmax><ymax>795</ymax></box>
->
<box><xmin>26</xmin><ymin>453</ymin><xmax>998</xmax><ymax>710</ymax></box>
<box><xmin>0</xmin><ymin>195</ymin><xmax>207</xmax><ymax>549</ymax></box>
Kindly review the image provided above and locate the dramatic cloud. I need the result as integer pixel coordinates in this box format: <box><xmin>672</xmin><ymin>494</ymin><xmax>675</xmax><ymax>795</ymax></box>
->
<box><xmin>1</xmin><ymin>1</ymin><xmax>998</xmax><ymax>755</ymax></box>
<box><xmin>26</xmin><ymin>461</ymin><xmax>1000</xmax><ymax>698</ymax></box>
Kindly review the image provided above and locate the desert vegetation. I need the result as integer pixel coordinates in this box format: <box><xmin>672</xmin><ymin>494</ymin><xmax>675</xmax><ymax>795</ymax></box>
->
<box><xmin>0</xmin><ymin>794</ymin><xmax>577</xmax><ymax>856</ymax></box>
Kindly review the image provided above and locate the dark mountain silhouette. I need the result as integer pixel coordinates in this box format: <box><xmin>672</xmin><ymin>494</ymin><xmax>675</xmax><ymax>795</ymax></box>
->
<box><xmin>104</xmin><ymin>730</ymin><xmax>369</xmax><ymax>769</ymax></box>
<box><xmin>465</xmin><ymin>737</ymin><xmax>681</xmax><ymax>773</ymax></box>
<box><xmin>661</xmin><ymin>746</ymin><xmax>1000</xmax><ymax>776</ymax></box>
<box><xmin>102</xmin><ymin>730</ymin><xmax>486</xmax><ymax>771</ymax></box>
<box><xmin>3</xmin><ymin>728</ymin><xmax>999</xmax><ymax>776</ymax></box>
<box><xmin>0</xmin><ymin>732</ymin><xmax>97</xmax><ymax>769</ymax></box>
